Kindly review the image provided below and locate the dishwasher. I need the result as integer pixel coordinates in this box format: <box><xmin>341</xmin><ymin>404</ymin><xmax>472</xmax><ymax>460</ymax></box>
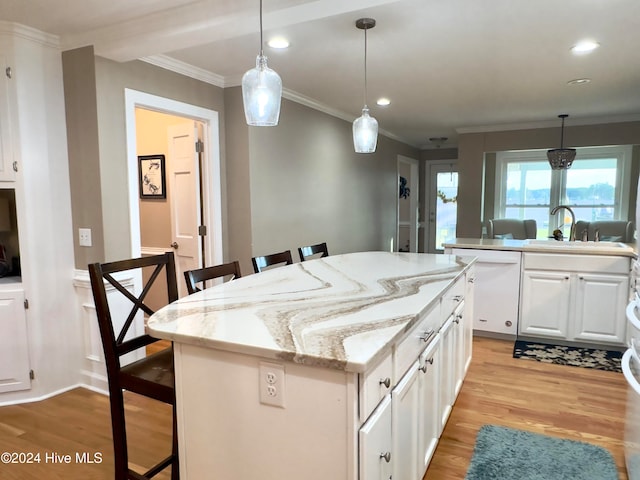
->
<box><xmin>451</xmin><ymin>248</ymin><xmax>521</xmax><ymax>335</ymax></box>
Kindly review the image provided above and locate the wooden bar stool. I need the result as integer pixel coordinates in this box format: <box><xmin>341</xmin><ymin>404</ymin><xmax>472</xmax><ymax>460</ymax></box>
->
<box><xmin>184</xmin><ymin>260</ymin><xmax>242</xmax><ymax>294</ymax></box>
<box><xmin>88</xmin><ymin>252</ymin><xmax>179</xmax><ymax>480</ymax></box>
<box><xmin>252</xmin><ymin>250</ymin><xmax>293</xmax><ymax>273</ymax></box>
<box><xmin>298</xmin><ymin>242</ymin><xmax>329</xmax><ymax>262</ymax></box>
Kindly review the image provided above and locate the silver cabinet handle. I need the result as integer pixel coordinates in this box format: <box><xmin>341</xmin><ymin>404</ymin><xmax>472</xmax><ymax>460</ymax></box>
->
<box><xmin>379</xmin><ymin>377</ymin><xmax>391</xmax><ymax>388</ymax></box>
<box><xmin>380</xmin><ymin>452</ymin><xmax>391</xmax><ymax>463</ymax></box>
<box><xmin>418</xmin><ymin>358</ymin><xmax>434</xmax><ymax>373</ymax></box>
<box><xmin>453</xmin><ymin>295</ymin><xmax>463</xmax><ymax>302</ymax></box>
<box><xmin>420</xmin><ymin>329</ymin><xmax>435</xmax><ymax>343</ymax></box>
<box><xmin>453</xmin><ymin>314</ymin><xmax>462</xmax><ymax>324</ymax></box>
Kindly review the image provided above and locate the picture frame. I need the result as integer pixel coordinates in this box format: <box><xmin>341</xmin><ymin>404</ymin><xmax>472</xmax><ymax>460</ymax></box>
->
<box><xmin>138</xmin><ymin>154</ymin><xmax>166</xmax><ymax>199</ymax></box>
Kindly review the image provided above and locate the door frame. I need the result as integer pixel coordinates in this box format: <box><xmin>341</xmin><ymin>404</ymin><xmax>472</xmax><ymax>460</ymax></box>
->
<box><xmin>397</xmin><ymin>155</ymin><xmax>419</xmax><ymax>252</ymax></box>
<box><xmin>425</xmin><ymin>160</ymin><xmax>458</xmax><ymax>253</ymax></box>
<box><xmin>124</xmin><ymin>88</ymin><xmax>223</xmax><ymax>266</ymax></box>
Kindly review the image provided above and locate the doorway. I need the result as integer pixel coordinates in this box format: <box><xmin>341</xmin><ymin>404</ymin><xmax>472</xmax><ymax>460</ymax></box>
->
<box><xmin>124</xmin><ymin>89</ymin><xmax>223</xmax><ymax>296</ymax></box>
<box><xmin>426</xmin><ymin>161</ymin><xmax>458</xmax><ymax>253</ymax></box>
<box><xmin>397</xmin><ymin>155</ymin><xmax>419</xmax><ymax>252</ymax></box>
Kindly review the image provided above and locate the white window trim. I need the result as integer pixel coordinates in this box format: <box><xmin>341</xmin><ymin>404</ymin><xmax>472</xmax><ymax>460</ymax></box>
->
<box><xmin>495</xmin><ymin>145</ymin><xmax>632</xmax><ymax>223</ymax></box>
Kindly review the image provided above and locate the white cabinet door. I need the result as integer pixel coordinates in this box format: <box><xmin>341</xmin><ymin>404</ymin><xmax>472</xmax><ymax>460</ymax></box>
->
<box><xmin>520</xmin><ymin>270</ymin><xmax>571</xmax><ymax>338</ymax></box>
<box><xmin>438</xmin><ymin>317</ymin><xmax>454</xmax><ymax>434</ymax></box>
<box><xmin>452</xmin><ymin>305</ymin><xmax>465</xmax><ymax>397</ymax></box>
<box><xmin>573</xmin><ymin>273</ymin><xmax>629</xmax><ymax>344</ymax></box>
<box><xmin>418</xmin><ymin>335</ymin><xmax>440</xmax><ymax>476</ymax></box>
<box><xmin>0</xmin><ymin>288</ymin><xmax>30</xmax><ymax>392</ymax></box>
<box><xmin>0</xmin><ymin>55</ymin><xmax>15</xmax><ymax>182</ymax></box>
<box><xmin>392</xmin><ymin>363</ymin><xmax>420</xmax><ymax>480</ymax></box>
<box><xmin>360</xmin><ymin>395</ymin><xmax>392</xmax><ymax>480</ymax></box>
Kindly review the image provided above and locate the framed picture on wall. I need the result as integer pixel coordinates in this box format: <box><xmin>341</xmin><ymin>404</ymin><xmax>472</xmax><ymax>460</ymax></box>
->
<box><xmin>138</xmin><ymin>154</ymin><xmax>166</xmax><ymax>199</ymax></box>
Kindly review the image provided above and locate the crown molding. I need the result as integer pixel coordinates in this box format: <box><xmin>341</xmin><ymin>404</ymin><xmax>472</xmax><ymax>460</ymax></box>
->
<box><xmin>140</xmin><ymin>55</ymin><xmax>225</xmax><ymax>87</ymax></box>
<box><xmin>0</xmin><ymin>21</ymin><xmax>60</xmax><ymax>49</ymax></box>
<box><xmin>457</xmin><ymin>113</ymin><xmax>640</xmax><ymax>134</ymax></box>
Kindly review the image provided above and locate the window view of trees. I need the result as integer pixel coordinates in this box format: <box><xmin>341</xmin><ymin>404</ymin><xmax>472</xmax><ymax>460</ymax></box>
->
<box><xmin>496</xmin><ymin>147</ymin><xmax>629</xmax><ymax>239</ymax></box>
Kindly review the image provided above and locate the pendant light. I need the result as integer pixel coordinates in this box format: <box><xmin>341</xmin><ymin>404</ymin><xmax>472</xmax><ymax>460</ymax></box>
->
<box><xmin>241</xmin><ymin>0</ymin><xmax>282</xmax><ymax>126</ymax></box>
<box><xmin>353</xmin><ymin>18</ymin><xmax>378</xmax><ymax>153</ymax></box>
<box><xmin>547</xmin><ymin>114</ymin><xmax>576</xmax><ymax>170</ymax></box>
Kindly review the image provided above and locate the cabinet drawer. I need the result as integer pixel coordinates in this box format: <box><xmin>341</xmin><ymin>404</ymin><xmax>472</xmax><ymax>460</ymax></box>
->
<box><xmin>524</xmin><ymin>253</ymin><xmax>630</xmax><ymax>274</ymax></box>
<box><xmin>394</xmin><ymin>305</ymin><xmax>439</xmax><ymax>380</ymax></box>
<box><xmin>360</xmin><ymin>354</ymin><xmax>393</xmax><ymax>422</ymax></box>
<box><xmin>441</xmin><ymin>275</ymin><xmax>465</xmax><ymax>322</ymax></box>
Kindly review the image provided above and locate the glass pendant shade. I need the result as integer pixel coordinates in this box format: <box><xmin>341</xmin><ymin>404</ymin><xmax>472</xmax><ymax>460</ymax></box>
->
<box><xmin>547</xmin><ymin>114</ymin><xmax>575</xmax><ymax>169</ymax></box>
<box><xmin>353</xmin><ymin>107</ymin><xmax>378</xmax><ymax>153</ymax></box>
<box><xmin>242</xmin><ymin>54</ymin><xmax>282</xmax><ymax>126</ymax></box>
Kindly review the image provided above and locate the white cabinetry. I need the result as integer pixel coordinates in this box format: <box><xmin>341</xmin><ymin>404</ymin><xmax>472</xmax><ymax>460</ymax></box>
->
<box><xmin>520</xmin><ymin>253</ymin><xmax>630</xmax><ymax>345</ymax></box>
<box><xmin>392</xmin><ymin>363</ymin><xmax>420</xmax><ymax>480</ymax></box>
<box><xmin>0</xmin><ymin>284</ymin><xmax>30</xmax><ymax>392</ymax></box>
<box><xmin>0</xmin><ymin>24</ymin><xmax>78</xmax><ymax>402</ymax></box>
<box><xmin>360</xmin><ymin>395</ymin><xmax>393</xmax><ymax>480</ymax></box>
<box><xmin>417</xmin><ymin>335</ymin><xmax>440</xmax><ymax>473</ymax></box>
<box><xmin>0</xmin><ymin>55</ymin><xmax>15</xmax><ymax>182</ymax></box>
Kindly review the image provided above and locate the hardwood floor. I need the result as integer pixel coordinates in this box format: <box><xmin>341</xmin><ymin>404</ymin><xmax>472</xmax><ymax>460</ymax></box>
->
<box><xmin>0</xmin><ymin>336</ymin><xmax>628</xmax><ymax>479</ymax></box>
<box><xmin>424</xmin><ymin>336</ymin><xmax>628</xmax><ymax>480</ymax></box>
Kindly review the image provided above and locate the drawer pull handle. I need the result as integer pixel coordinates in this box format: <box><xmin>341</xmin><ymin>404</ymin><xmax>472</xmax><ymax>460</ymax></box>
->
<box><xmin>420</xmin><ymin>329</ymin><xmax>435</xmax><ymax>343</ymax></box>
<box><xmin>379</xmin><ymin>377</ymin><xmax>391</xmax><ymax>388</ymax></box>
<box><xmin>453</xmin><ymin>314</ymin><xmax>462</xmax><ymax>324</ymax></box>
<box><xmin>380</xmin><ymin>452</ymin><xmax>391</xmax><ymax>463</ymax></box>
<box><xmin>453</xmin><ymin>295</ymin><xmax>463</xmax><ymax>302</ymax></box>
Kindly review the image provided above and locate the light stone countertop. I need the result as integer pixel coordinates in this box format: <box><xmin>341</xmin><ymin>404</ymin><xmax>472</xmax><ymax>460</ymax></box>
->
<box><xmin>444</xmin><ymin>238</ymin><xmax>636</xmax><ymax>257</ymax></box>
<box><xmin>147</xmin><ymin>251</ymin><xmax>474</xmax><ymax>373</ymax></box>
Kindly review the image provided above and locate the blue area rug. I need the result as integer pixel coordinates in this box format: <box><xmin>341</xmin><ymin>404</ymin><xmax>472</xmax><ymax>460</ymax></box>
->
<box><xmin>465</xmin><ymin>425</ymin><xmax>618</xmax><ymax>480</ymax></box>
<box><xmin>513</xmin><ymin>340</ymin><xmax>622</xmax><ymax>372</ymax></box>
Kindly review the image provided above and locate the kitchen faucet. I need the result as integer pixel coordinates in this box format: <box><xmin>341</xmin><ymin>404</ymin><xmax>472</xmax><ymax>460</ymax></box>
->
<box><xmin>550</xmin><ymin>205</ymin><xmax>576</xmax><ymax>241</ymax></box>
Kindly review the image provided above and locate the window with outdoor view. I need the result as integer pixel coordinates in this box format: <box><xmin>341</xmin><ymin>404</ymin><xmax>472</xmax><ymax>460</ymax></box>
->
<box><xmin>495</xmin><ymin>146</ymin><xmax>632</xmax><ymax>239</ymax></box>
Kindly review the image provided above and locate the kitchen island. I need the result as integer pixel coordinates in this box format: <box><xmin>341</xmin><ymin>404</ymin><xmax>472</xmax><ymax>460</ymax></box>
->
<box><xmin>148</xmin><ymin>251</ymin><xmax>475</xmax><ymax>480</ymax></box>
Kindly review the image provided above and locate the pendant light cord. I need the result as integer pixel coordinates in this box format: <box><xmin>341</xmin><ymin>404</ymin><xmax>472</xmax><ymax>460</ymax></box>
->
<box><xmin>363</xmin><ymin>26</ymin><xmax>368</xmax><ymax>108</ymax></box>
<box><xmin>259</xmin><ymin>0</ymin><xmax>264</xmax><ymax>57</ymax></box>
<box><xmin>560</xmin><ymin>115</ymin><xmax>565</xmax><ymax>148</ymax></box>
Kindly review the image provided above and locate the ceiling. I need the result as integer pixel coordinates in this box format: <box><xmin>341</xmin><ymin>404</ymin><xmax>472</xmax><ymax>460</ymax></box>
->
<box><xmin>2</xmin><ymin>0</ymin><xmax>640</xmax><ymax>149</ymax></box>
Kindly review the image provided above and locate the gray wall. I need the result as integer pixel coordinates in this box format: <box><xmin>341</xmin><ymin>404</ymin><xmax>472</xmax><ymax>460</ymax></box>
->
<box><xmin>64</xmin><ymin>50</ymin><xmax>420</xmax><ymax>272</ymax></box>
<box><xmin>457</xmin><ymin>122</ymin><xmax>640</xmax><ymax>238</ymax></box>
<box><xmin>63</xmin><ymin>47</ymin><xmax>226</xmax><ymax>267</ymax></box>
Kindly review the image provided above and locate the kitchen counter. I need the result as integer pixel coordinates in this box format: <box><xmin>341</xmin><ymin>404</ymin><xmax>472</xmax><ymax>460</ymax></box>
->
<box><xmin>444</xmin><ymin>237</ymin><xmax>636</xmax><ymax>257</ymax></box>
<box><xmin>147</xmin><ymin>251</ymin><xmax>474</xmax><ymax>373</ymax></box>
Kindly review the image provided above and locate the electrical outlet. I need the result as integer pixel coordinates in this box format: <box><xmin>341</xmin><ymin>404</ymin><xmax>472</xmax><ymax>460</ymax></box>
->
<box><xmin>79</xmin><ymin>228</ymin><xmax>92</xmax><ymax>247</ymax></box>
<box><xmin>259</xmin><ymin>362</ymin><xmax>285</xmax><ymax>408</ymax></box>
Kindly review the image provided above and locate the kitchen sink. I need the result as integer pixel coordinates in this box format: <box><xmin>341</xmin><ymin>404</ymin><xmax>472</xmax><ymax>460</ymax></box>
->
<box><xmin>524</xmin><ymin>239</ymin><xmax>631</xmax><ymax>249</ymax></box>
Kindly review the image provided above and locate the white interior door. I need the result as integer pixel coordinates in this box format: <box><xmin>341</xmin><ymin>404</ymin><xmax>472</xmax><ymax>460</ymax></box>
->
<box><xmin>168</xmin><ymin>122</ymin><xmax>201</xmax><ymax>297</ymax></box>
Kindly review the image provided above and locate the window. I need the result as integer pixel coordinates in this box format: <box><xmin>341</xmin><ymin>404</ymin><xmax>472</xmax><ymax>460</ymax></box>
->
<box><xmin>495</xmin><ymin>146</ymin><xmax>631</xmax><ymax>239</ymax></box>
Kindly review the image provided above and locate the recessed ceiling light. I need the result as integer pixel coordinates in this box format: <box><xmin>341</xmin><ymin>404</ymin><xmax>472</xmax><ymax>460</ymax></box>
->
<box><xmin>571</xmin><ymin>40</ymin><xmax>600</xmax><ymax>54</ymax></box>
<box><xmin>268</xmin><ymin>37</ymin><xmax>290</xmax><ymax>49</ymax></box>
<box><xmin>376</xmin><ymin>97</ymin><xmax>390</xmax><ymax>106</ymax></box>
<box><xmin>567</xmin><ymin>78</ymin><xmax>591</xmax><ymax>85</ymax></box>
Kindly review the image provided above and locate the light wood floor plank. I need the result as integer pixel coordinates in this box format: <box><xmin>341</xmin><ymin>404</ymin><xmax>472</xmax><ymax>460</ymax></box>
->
<box><xmin>423</xmin><ymin>336</ymin><xmax>628</xmax><ymax>480</ymax></box>
<box><xmin>0</xmin><ymin>336</ymin><xmax>628</xmax><ymax>479</ymax></box>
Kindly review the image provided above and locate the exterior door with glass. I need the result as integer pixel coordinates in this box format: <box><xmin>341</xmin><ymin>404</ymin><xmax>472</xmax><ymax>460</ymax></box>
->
<box><xmin>426</xmin><ymin>162</ymin><xmax>458</xmax><ymax>253</ymax></box>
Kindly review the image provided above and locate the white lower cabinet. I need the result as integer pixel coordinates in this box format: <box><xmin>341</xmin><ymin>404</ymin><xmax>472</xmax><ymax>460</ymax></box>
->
<box><xmin>520</xmin><ymin>270</ymin><xmax>571</xmax><ymax>338</ymax></box>
<box><xmin>392</xmin><ymin>363</ymin><xmax>420</xmax><ymax>480</ymax></box>
<box><xmin>360</xmin><ymin>395</ymin><xmax>393</xmax><ymax>480</ymax></box>
<box><xmin>438</xmin><ymin>316</ymin><xmax>455</xmax><ymax>434</ymax></box>
<box><xmin>520</xmin><ymin>253</ymin><xmax>630</xmax><ymax>345</ymax></box>
<box><xmin>0</xmin><ymin>286</ymin><xmax>30</xmax><ymax>393</ymax></box>
<box><xmin>417</xmin><ymin>335</ymin><xmax>441</xmax><ymax>474</ymax></box>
